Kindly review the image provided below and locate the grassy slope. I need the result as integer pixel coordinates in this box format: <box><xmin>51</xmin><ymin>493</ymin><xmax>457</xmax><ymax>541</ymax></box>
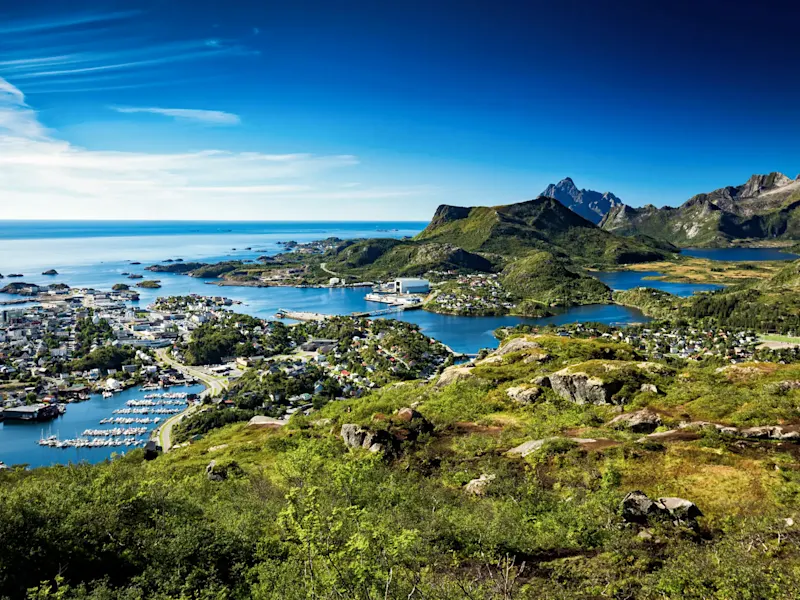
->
<box><xmin>5</xmin><ymin>335</ymin><xmax>800</xmax><ymax>598</ymax></box>
<box><xmin>501</xmin><ymin>251</ymin><xmax>611</xmax><ymax>306</ymax></box>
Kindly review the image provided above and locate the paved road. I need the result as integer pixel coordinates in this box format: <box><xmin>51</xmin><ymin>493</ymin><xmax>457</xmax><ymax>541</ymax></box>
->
<box><xmin>153</xmin><ymin>348</ymin><xmax>230</xmax><ymax>451</ymax></box>
<box><xmin>320</xmin><ymin>262</ymin><xmax>338</xmax><ymax>277</ymax></box>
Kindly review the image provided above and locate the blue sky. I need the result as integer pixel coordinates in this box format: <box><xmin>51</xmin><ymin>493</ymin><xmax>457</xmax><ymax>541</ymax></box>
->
<box><xmin>1</xmin><ymin>0</ymin><xmax>799</xmax><ymax>220</ymax></box>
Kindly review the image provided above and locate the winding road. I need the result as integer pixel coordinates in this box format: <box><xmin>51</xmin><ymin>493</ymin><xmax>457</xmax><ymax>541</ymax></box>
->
<box><xmin>152</xmin><ymin>348</ymin><xmax>230</xmax><ymax>451</ymax></box>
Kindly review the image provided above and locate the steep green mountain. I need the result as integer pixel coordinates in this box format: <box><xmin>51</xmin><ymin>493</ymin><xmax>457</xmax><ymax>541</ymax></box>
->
<box><xmin>323</xmin><ymin>239</ymin><xmax>496</xmax><ymax>277</ymax></box>
<box><xmin>600</xmin><ymin>172</ymin><xmax>800</xmax><ymax>247</ymax></box>
<box><xmin>416</xmin><ymin>196</ymin><xmax>673</xmax><ymax>265</ymax></box>
<box><xmin>501</xmin><ymin>251</ymin><xmax>611</xmax><ymax>306</ymax></box>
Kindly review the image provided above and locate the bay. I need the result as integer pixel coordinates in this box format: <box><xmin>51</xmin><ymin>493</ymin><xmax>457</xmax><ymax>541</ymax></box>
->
<box><xmin>593</xmin><ymin>270</ymin><xmax>723</xmax><ymax>296</ymax></box>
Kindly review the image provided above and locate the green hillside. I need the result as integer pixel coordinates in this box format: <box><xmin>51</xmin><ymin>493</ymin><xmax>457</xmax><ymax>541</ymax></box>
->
<box><xmin>417</xmin><ymin>196</ymin><xmax>673</xmax><ymax>266</ymax></box>
<box><xmin>323</xmin><ymin>239</ymin><xmax>496</xmax><ymax>278</ymax></box>
<box><xmin>501</xmin><ymin>251</ymin><xmax>611</xmax><ymax>306</ymax></box>
<box><xmin>6</xmin><ymin>334</ymin><xmax>800</xmax><ymax>598</ymax></box>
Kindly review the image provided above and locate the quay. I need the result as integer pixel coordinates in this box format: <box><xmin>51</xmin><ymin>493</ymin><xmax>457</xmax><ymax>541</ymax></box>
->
<box><xmin>275</xmin><ymin>309</ymin><xmax>329</xmax><ymax>322</ymax></box>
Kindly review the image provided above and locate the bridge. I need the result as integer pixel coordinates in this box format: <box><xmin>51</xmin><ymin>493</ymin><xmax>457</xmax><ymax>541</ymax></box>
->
<box><xmin>350</xmin><ymin>305</ymin><xmax>408</xmax><ymax>317</ymax></box>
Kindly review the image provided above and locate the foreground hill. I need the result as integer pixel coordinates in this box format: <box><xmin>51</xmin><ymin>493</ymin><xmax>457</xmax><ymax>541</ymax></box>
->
<box><xmin>416</xmin><ymin>196</ymin><xmax>673</xmax><ymax>265</ymax></box>
<box><xmin>600</xmin><ymin>172</ymin><xmax>800</xmax><ymax>247</ymax></box>
<box><xmin>4</xmin><ymin>333</ymin><xmax>800</xmax><ymax>598</ymax></box>
<box><xmin>540</xmin><ymin>177</ymin><xmax>623</xmax><ymax>224</ymax></box>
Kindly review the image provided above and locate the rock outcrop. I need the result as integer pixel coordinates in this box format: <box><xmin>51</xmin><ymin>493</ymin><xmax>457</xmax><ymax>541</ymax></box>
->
<box><xmin>549</xmin><ymin>368</ymin><xmax>621</xmax><ymax>405</ymax></box>
<box><xmin>494</xmin><ymin>336</ymin><xmax>542</xmax><ymax>357</ymax></box>
<box><xmin>340</xmin><ymin>424</ymin><xmax>394</xmax><ymax>454</ymax></box>
<box><xmin>464</xmin><ymin>473</ymin><xmax>496</xmax><ymax>495</ymax></box>
<box><xmin>506</xmin><ymin>385</ymin><xmax>541</xmax><ymax>404</ymax></box>
<box><xmin>608</xmin><ymin>409</ymin><xmax>662</xmax><ymax>433</ymax></box>
<box><xmin>506</xmin><ymin>437</ymin><xmax>594</xmax><ymax>458</ymax></box>
<box><xmin>436</xmin><ymin>365</ymin><xmax>474</xmax><ymax>387</ymax></box>
<box><xmin>621</xmin><ymin>490</ymin><xmax>702</xmax><ymax>527</ymax></box>
<box><xmin>206</xmin><ymin>460</ymin><xmax>243</xmax><ymax>482</ymax></box>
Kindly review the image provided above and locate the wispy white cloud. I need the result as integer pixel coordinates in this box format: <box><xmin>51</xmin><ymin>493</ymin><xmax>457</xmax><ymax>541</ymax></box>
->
<box><xmin>0</xmin><ymin>77</ymin><xmax>432</xmax><ymax>219</ymax></box>
<box><xmin>112</xmin><ymin>106</ymin><xmax>241</xmax><ymax>125</ymax></box>
<box><xmin>0</xmin><ymin>12</ymin><xmax>257</xmax><ymax>92</ymax></box>
<box><xmin>0</xmin><ymin>11</ymin><xmax>141</xmax><ymax>35</ymax></box>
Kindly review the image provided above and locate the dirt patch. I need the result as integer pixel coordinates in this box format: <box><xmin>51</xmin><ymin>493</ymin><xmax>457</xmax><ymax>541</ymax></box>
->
<box><xmin>453</xmin><ymin>421</ymin><xmax>504</xmax><ymax>435</ymax></box>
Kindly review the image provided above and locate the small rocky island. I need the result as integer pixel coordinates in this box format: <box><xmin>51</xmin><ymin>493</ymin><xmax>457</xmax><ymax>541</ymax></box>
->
<box><xmin>42</xmin><ymin>269</ymin><xmax>58</xmax><ymax>276</ymax></box>
<box><xmin>136</xmin><ymin>280</ymin><xmax>162</xmax><ymax>289</ymax></box>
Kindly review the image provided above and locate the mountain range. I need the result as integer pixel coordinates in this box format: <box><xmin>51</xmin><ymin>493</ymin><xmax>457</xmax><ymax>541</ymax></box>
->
<box><xmin>599</xmin><ymin>172</ymin><xmax>800</xmax><ymax>247</ymax></box>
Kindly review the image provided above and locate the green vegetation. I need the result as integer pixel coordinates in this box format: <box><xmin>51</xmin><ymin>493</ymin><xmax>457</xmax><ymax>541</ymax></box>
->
<box><xmin>416</xmin><ymin>197</ymin><xmax>673</xmax><ymax>266</ymax></box>
<box><xmin>73</xmin><ymin>317</ymin><xmax>114</xmax><ymax>356</ymax></box>
<box><xmin>135</xmin><ymin>280</ymin><xmax>161</xmax><ymax>289</ymax></box>
<box><xmin>69</xmin><ymin>346</ymin><xmax>137</xmax><ymax>372</ymax></box>
<box><xmin>323</xmin><ymin>239</ymin><xmax>496</xmax><ymax>279</ymax></box>
<box><xmin>183</xmin><ymin>313</ymin><xmax>264</xmax><ymax>365</ymax></box>
<box><xmin>501</xmin><ymin>251</ymin><xmax>611</xmax><ymax>306</ymax></box>
<box><xmin>615</xmin><ymin>260</ymin><xmax>800</xmax><ymax>333</ymax></box>
<box><xmin>5</xmin><ymin>334</ymin><xmax>800</xmax><ymax>598</ymax></box>
<box><xmin>145</xmin><ymin>262</ymin><xmax>207</xmax><ymax>274</ymax></box>
<box><xmin>111</xmin><ymin>283</ymin><xmax>129</xmax><ymax>291</ymax></box>
<box><xmin>189</xmin><ymin>261</ymin><xmax>244</xmax><ymax>278</ymax></box>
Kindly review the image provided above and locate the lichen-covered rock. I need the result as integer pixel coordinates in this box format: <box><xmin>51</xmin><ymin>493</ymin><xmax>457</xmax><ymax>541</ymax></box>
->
<box><xmin>549</xmin><ymin>368</ymin><xmax>618</xmax><ymax>404</ymax></box>
<box><xmin>640</xmin><ymin>383</ymin><xmax>659</xmax><ymax>394</ymax></box>
<box><xmin>396</xmin><ymin>407</ymin><xmax>424</xmax><ymax>422</ymax></box>
<box><xmin>523</xmin><ymin>351</ymin><xmax>550</xmax><ymax>364</ymax></box>
<box><xmin>340</xmin><ymin>424</ymin><xmax>395</xmax><ymax>455</ymax></box>
<box><xmin>657</xmin><ymin>497</ymin><xmax>703</xmax><ymax>524</ymax></box>
<box><xmin>608</xmin><ymin>409</ymin><xmax>662</xmax><ymax>433</ymax></box>
<box><xmin>621</xmin><ymin>491</ymin><xmax>661</xmax><ymax>524</ymax></box>
<box><xmin>622</xmin><ymin>490</ymin><xmax>702</xmax><ymax>527</ymax></box>
<box><xmin>506</xmin><ymin>385</ymin><xmax>541</xmax><ymax>404</ymax></box>
<box><xmin>464</xmin><ymin>473</ymin><xmax>496</xmax><ymax>495</ymax></box>
<box><xmin>494</xmin><ymin>336</ymin><xmax>541</xmax><ymax>357</ymax></box>
<box><xmin>206</xmin><ymin>460</ymin><xmax>243</xmax><ymax>481</ymax></box>
<box><xmin>531</xmin><ymin>375</ymin><xmax>551</xmax><ymax>388</ymax></box>
<box><xmin>436</xmin><ymin>365</ymin><xmax>474</xmax><ymax>387</ymax></box>
<box><xmin>506</xmin><ymin>437</ymin><xmax>594</xmax><ymax>458</ymax></box>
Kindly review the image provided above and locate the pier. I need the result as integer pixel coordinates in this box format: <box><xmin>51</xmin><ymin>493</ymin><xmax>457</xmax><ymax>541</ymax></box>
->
<box><xmin>275</xmin><ymin>309</ymin><xmax>330</xmax><ymax>322</ymax></box>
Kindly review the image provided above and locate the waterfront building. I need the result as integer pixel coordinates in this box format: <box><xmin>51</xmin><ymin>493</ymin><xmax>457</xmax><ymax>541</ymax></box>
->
<box><xmin>390</xmin><ymin>278</ymin><xmax>430</xmax><ymax>294</ymax></box>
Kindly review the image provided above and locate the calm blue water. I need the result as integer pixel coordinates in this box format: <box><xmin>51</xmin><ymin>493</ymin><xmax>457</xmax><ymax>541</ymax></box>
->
<box><xmin>594</xmin><ymin>271</ymin><xmax>723</xmax><ymax>296</ymax></box>
<box><xmin>0</xmin><ymin>384</ymin><xmax>203</xmax><ymax>468</ymax></box>
<box><xmin>682</xmin><ymin>248</ymin><xmax>799</xmax><ymax>261</ymax></box>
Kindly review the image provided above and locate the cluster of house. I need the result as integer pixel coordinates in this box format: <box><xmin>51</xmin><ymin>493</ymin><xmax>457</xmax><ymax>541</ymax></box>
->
<box><xmin>0</xmin><ymin>291</ymin><xmax>229</xmax><ymax>418</ymax></box>
<box><xmin>428</xmin><ymin>274</ymin><xmax>516</xmax><ymax>315</ymax></box>
<box><xmin>607</xmin><ymin>326</ymin><xmax>761</xmax><ymax>362</ymax></box>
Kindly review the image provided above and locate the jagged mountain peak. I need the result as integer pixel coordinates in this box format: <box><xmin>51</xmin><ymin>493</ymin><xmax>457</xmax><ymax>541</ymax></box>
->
<box><xmin>539</xmin><ymin>177</ymin><xmax>623</xmax><ymax>225</ymax></box>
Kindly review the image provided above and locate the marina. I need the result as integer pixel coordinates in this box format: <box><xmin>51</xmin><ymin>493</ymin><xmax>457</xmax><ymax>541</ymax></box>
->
<box><xmin>0</xmin><ymin>383</ymin><xmax>203</xmax><ymax>468</ymax></box>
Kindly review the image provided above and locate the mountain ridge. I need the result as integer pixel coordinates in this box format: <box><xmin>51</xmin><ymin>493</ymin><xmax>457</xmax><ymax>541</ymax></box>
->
<box><xmin>600</xmin><ymin>171</ymin><xmax>800</xmax><ymax>247</ymax></box>
<box><xmin>540</xmin><ymin>177</ymin><xmax>623</xmax><ymax>224</ymax></box>
<box><xmin>417</xmin><ymin>195</ymin><xmax>673</xmax><ymax>265</ymax></box>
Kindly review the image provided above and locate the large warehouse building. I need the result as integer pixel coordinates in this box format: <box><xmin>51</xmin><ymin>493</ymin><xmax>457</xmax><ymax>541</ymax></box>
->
<box><xmin>391</xmin><ymin>278</ymin><xmax>430</xmax><ymax>294</ymax></box>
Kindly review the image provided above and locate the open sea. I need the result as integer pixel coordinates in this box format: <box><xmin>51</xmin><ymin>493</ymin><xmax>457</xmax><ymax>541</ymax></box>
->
<box><xmin>4</xmin><ymin>220</ymin><xmax>786</xmax><ymax>467</ymax></box>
